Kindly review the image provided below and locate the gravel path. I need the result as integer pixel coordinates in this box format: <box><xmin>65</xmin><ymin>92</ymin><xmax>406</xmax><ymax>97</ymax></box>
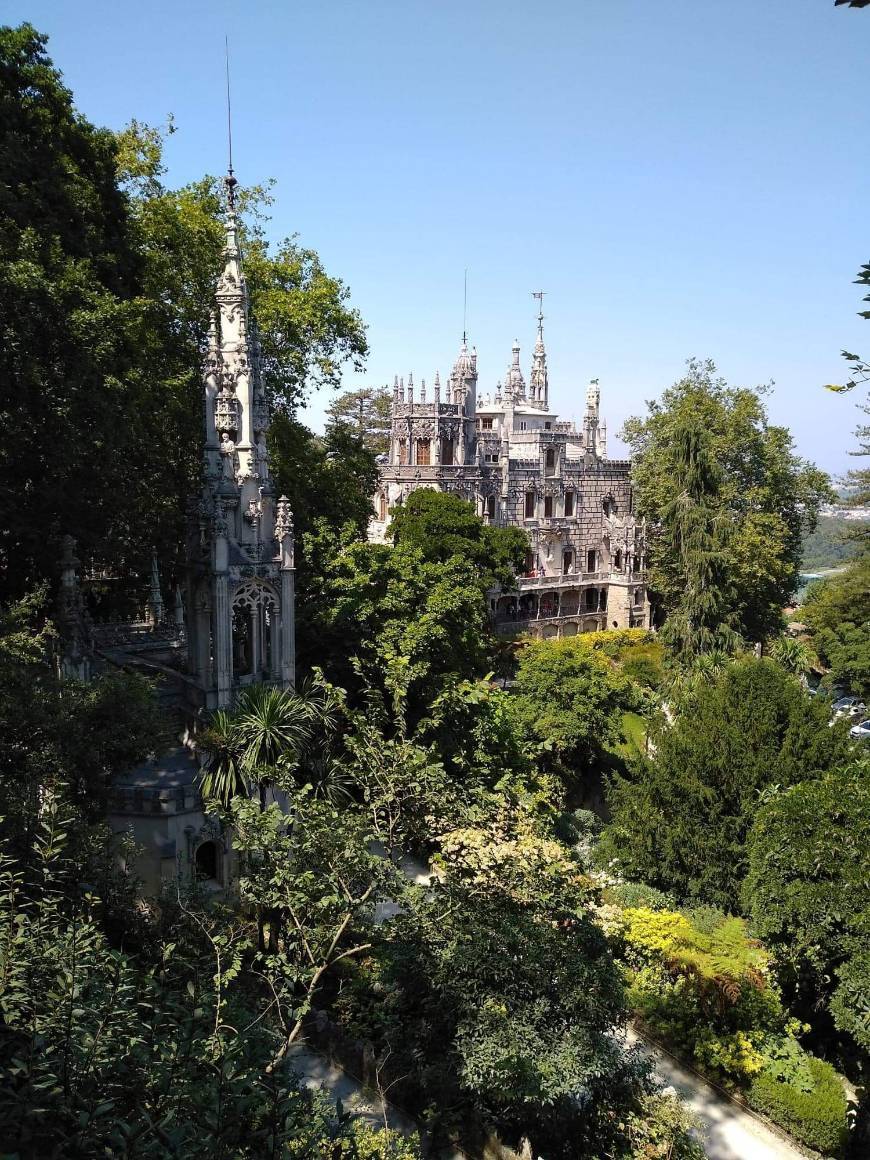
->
<box><xmin>627</xmin><ymin>1030</ymin><xmax>809</xmax><ymax>1160</ymax></box>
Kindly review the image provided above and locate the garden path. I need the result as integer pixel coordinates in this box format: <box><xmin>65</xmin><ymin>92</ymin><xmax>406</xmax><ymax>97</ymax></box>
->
<box><xmin>626</xmin><ymin>1029</ymin><xmax>810</xmax><ymax>1160</ymax></box>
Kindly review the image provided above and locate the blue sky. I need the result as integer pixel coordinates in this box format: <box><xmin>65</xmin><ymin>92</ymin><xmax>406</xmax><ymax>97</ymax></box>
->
<box><xmin>11</xmin><ymin>0</ymin><xmax>870</xmax><ymax>475</ymax></box>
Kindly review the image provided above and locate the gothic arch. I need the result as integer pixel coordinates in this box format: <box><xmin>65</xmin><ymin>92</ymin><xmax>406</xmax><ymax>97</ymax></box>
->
<box><xmin>231</xmin><ymin>579</ymin><xmax>279</xmax><ymax>680</ymax></box>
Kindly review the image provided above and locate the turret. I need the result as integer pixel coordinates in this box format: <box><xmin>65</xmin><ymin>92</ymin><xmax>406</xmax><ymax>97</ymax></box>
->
<box><xmin>529</xmin><ymin>302</ymin><xmax>549</xmax><ymax>409</ymax></box>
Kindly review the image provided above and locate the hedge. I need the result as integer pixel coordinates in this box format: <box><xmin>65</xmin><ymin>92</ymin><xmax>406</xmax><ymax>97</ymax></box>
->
<box><xmin>747</xmin><ymin>1055</ymin><xmax>848</xmax><ymax>1156</ymax></box>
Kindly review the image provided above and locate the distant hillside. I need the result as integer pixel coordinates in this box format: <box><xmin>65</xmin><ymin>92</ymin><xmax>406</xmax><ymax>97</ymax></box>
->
<box><xmin>801</xmin><ymin>514</ymin><xmax>869</xmax><ymax>573</ymax></box>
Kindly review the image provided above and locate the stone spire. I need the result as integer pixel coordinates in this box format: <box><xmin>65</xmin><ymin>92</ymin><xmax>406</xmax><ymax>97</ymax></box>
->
<box><xmin>504</xmin><ymin>340</ymin><xmax>526</xmax><ymax>403</ymax></box>
<box><xmin>186</xmin><ymin>167</ymin><xmax>294</xmax><ymax>709</ymax></box>
<box><xmin>529</xmin><ymin>296</ymin><xmax>548</xmax><ymax>409</ymax></box>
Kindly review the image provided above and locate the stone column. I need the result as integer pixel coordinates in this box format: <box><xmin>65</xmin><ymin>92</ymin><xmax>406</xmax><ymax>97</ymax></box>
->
<box><xmin>213</xmin><ymin>574</ymin><xmax>232</xmax><ymax>707</ymax></box>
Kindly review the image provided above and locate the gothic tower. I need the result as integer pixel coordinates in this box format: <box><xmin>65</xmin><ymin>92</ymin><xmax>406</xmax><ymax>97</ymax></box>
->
<box><xmin>186</xmin><ymin>171</ymin><xmax>295</xmax><ymax>710</ymax></box>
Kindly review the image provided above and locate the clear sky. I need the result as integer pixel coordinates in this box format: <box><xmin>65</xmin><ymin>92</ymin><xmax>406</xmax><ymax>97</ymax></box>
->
<box><xmin>10</xmin><ymin>0</ymin><xmax>870</xmax><ymax>475</ymax></box>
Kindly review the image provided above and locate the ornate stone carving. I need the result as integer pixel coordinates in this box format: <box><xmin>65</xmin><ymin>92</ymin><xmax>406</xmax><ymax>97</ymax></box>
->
<box><xmin>275</xmin><ymin>496</ymin><xmax>294</xmax><ymax>541</ymax></box>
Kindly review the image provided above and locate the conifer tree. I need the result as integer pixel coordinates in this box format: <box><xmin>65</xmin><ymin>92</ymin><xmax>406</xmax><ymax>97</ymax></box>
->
<box><xmin>657</xmin><ymin>417</ymin><xmax>740</xmax><ymax>665</ymax></box>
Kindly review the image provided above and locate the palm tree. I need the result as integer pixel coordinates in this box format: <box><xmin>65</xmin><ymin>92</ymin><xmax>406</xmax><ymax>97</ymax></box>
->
<box><xmin>198</xmin><ymin>682</ymin><xmax>340</xmax><ymax>810</ymax></box>
<box><xmin>198</xmin><ymin>708</ymin><xmax>248</xmax><ymax>808</ymax></box>
<box><xmin>770</xmin><ymin>635</ymin><xmax>813</xmax><ymax>679</ymax></box>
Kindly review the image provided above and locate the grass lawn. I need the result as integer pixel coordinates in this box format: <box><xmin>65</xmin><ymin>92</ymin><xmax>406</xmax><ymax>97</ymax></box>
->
<box><xmin>618</xmin><ymin>711</ymin><xmax>647</xmax><ymax>758</ymax></box>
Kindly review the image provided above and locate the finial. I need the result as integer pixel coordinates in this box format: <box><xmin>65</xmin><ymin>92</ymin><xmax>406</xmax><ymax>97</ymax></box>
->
<box><xmin>420</xmin><ymin>377</ymin><xmax>427</xmax><ymax>402</ymax></box>
<box><xmin>399</xmin><ymin>375</ymin><xmax>405</xmax><ymax>403</ymax></box>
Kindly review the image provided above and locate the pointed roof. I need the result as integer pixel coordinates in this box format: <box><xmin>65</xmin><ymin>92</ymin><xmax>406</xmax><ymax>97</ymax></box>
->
<box><xmin>504</xmin><ymin>339</ymin><xmax>526</xmax><ymax>401</ymax></box>
<box><xmin>529</xmin><ymin>311</ymin><xmax>548</xmax><ymax>406</ymax></box>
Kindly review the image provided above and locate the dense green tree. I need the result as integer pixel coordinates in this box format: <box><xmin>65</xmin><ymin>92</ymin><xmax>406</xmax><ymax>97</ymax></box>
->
<box><xmin>0</xmin><ymin>26</ymin><xmax>176</xmax><ymax>600</ymax></box>
<box><xmin>744</xmin><ymin>763</ymin><xmax>870</xmax><ymax>1068</ymax></box>
<box><xmin>0</xmin><ymin>591</ymin><xmax>157</xmax><ymax>862</ymax></box>
<box><xmin>325</xmin><ymin>384</ymin><xmax>392</xmax><ymax>454</ymax></box>
<box><xmin>389</xmin><ymin>488</ymin><xmax>528</xmax><ymax>590</ymax></box>
<box><xmin>339</xmin><ymin>812</ymin><xmax>638</xmax><ymax>1157</ymax></box>
<box><xmin>601</xmin><ymin>657</ymin><xmax>850</xmax><ymax>911</ymax></box>
<box><xmin>508</xmin><ymin>636</ymin><xmax>637</xmax><ymax>788</ymax></box>
<box><xmin>301</xmin><ymin>535</ymin><xmax>493</xmax><ymax>712</ymax></box>
<box><xmin>0</xmin><ymin>800</ymin><xmax>418</xmax><ymax>1158</ymax></box>
<box><xmin>622</xmin><ymin>359</ymin><xmax>831</xmax><ymax>643</ymax></box>
<box><xmin>802</xmin><ymin>555</ymin><xmax>870</xmax><ymax>695</ymax></box>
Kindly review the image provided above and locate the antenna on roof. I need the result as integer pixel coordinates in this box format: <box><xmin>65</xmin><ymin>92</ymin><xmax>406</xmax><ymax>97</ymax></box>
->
<box><xmin>462</xmin><ymin>268</ymin><xmax>468</xmax><ymax>345</ymax></box>
<box><xmin>224</xmin><ymin>35</ymin><xmax>237</xmax><ymax>209</ymax></box>
<box><xmin>532</xmin><ymin>289</ymin><xmax>545</xmax><ymax>333</ymax></box>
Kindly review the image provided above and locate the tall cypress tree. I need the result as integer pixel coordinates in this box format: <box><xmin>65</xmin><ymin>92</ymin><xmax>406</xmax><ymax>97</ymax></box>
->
<box><xmin>658</xmin><ymin>417</ymin><xmax>740</xmax><ymax>665</ymax></box>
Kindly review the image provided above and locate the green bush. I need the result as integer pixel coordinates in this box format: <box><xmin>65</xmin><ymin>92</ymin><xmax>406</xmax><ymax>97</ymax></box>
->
<box><xmin>605</xmin><ymin>881</ymin><xmax>675</xmax><ymax>911</ymax></box>
<box><xmin>747</xmin><ymin>1050</ymin><xmax>848</xmax><ymax>1156</ymax></box>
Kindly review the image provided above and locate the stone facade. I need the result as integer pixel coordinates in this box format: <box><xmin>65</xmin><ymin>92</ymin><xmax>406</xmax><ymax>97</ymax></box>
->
<box><xmin>370</xmin><ymin>310</ymin><xmax>649</xmax><ymax>637</ymax></box>
<box><xmin>185</xmin><ymin>172</ymin><xmax>296</xmax><ymax>710</ymax></box>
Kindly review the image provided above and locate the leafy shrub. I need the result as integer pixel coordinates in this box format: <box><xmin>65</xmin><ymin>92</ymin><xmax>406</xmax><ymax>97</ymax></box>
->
<box><xmin>605</xmin><ymin>882</ymin><xmax>675</xmax><ymax>911</ymax></box>
<box><xmin>683</xmin><ymin>903</ymin><xmax>728</xmax><ymax>935</ymax></box>
<box><xmin>341</xmin><ymin>1122</ymin><xmax>422</xmax><ymax>1159</ymax></box>
<box><xmin>622</xmin><ymin>653</ymin><xmax>663</xmax><ymax>690</ymax></box>
<box><xmin>747</xmin><ymin>1047</ymin><xmax>848</xmax><ymax>1156</ymax></box>
<box><xmin>693</xmin><ymin>1028</ymin><xmax>765</xmax><ymax>1082</ymax></box>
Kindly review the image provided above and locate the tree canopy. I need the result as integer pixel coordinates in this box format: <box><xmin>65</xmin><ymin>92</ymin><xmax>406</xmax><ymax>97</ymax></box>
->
<box><xmin>622</xmin><ymin>359</ymin><xmax>831</xmax><ymax>644</ymax></box>
<box><xmin>601</xmin><ymin>656</ymin><xmax>850</xmax><ymax>911</ymax></box>
<box><xmin>325</xmin><ymin>385</ymin><xmax>392</xmax><ymax>454</ymax></box>
<box><xmin>389</xmin><ymin>488</ymin><xmax>528</xmax><ymax>590</ymax></box>
<box><xmin>744</xmin><ymin>763</ymin><xmax>870</xmax><ymax>1064</ymax></box>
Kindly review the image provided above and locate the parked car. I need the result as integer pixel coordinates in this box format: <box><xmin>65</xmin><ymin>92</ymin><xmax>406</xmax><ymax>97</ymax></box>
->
<box><xmin>849</xmin><ymin>719</ymin><xmax>870</xmax><ymax>742</ymax></box>
<box><xmin>831</xmin><ymin>696</ymin><xmax>867</xmax><ymax>720</ymax></box>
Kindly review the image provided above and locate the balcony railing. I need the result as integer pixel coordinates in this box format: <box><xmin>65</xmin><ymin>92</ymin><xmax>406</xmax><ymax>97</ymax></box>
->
<box><xmin>108</xmin><ymin>784</ymin><xmax>202</xmax><ymax>816</ymax></box>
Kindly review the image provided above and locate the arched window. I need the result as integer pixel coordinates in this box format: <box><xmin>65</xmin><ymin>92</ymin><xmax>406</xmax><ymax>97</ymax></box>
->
<box><xmin>441</xmin><ymin>437</ymin><xmax>454</xmax><ymax>466</ymax></box>
<box><xmin>545</xmin><ymin>448</ymin><xmax>556</xmax><ymax>472</ymax></box>
<box><xmin>398</xmin><ymin>440</ymin><xmax>408</xmax><ymax>465</ymax></box>
<box><xmin>378</xmin><ymin>492</ymin><xmax>388</xmax><ymax>521</ymax></box>
<box><xmin>232</xmin><ymin>580</ymin><xmax>279</xmax><ymax>680</ymax></box>
<box><xmin>614</xmin><ymin>549</ymin><xmax>623</xmax><ymax>570</ymax></box>
<box><xmin>416</xmin><ymin>438</ymin><xmax>431</xmax><ymax>465</ymax></box>
<box><xmin>195</xmin><ymin>839</ymin><xmax>219</xmax><ymax>883</ymax></box>
<box><xmin>486</xmin><ymin>494</ymin><xmax>496</xmax><ymax>519</ymax></box>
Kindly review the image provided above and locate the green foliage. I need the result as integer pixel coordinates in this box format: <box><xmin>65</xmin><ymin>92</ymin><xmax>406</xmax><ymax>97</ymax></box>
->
<box><xmin>769</xmin><ymin>634</ymin><xmax>814</xmax><ymax>678</ymax></box>
<box><xmin>0</xmin><ymin>25</ymin><xmax>187</xmax><ymax>599</ymax></box>
<box><xmin>657</xmin><ymin>414</ymin><xmax>742</xmax><ymax>664</ymax></box>
<box><xmin>325</xmin><ymin>385</ymin><xmax>392</xmax><ymax>454</ymax></box>
<box><xmin>198</xmin><ymin>682</ymin><xmax>332</xmax><ymax>809</ymax></box>
<box><xmin>602</xmin><ymin>657</ymin><xmax>849</xmax><ymax>910</ymax></box>
<box><xmin>336</xmin><ymin>811</ymin><xmax>635</xmax><ymax>1157</ymax></box>
<box><xmin>620</xmin><ymin>908</ymin><xmax>771</xmax><ymax>994</ymax></box>
<box><xmin>615</xmin><ymin>1091</ymin><xmax>708</xmax><ymax>1160</ymax></box>
<box><xmin>747</xmin><ymin>1050</ymin><xmax>848</xmax><ymax>1156</ymax></box>
<box><xmin>0</xmin><ymin>803</ymin><xmax>410</xmax><ymax>1158</ymax></box>
<box><xmin>623</xmin><ymin>358</ymin><xmax>831</xmax><ymax>644</ymax></box>
<box><xmin>801</xmin><ymin>515</ymin><xmax>868</xmax><ymax>573</ymax></box>
<box><xmin>0</xmin><ymin>592</ymin><xmax>157</xmax><ymax>860</ymax></box>
<box><xmin>802</xmin><ymin>556</ymin><xmax>870</xmax><ymax>696</ymax></box>
<box><xmin>509</xmin><ymin>635</ymin><xmax>637</xmax><ymax>784</ymax></box>
<box><xmin>605</xmin><ymin>882</ymin><xmax>676</xmax><ymax>912</ymax></box>
<box><xmin>305</xmin><ymin>535</ymin><xmax>492</xmax><ymax>713</ymax></box>
<box><xmin>744</xmin><ymin>765</ymin><xmax>870</xmax><ymax>1063</ymax></box>
<box><xmin>389</xmin><ymin>488</ymin><xmax>528</xmax><ymax>590</ymax></box>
